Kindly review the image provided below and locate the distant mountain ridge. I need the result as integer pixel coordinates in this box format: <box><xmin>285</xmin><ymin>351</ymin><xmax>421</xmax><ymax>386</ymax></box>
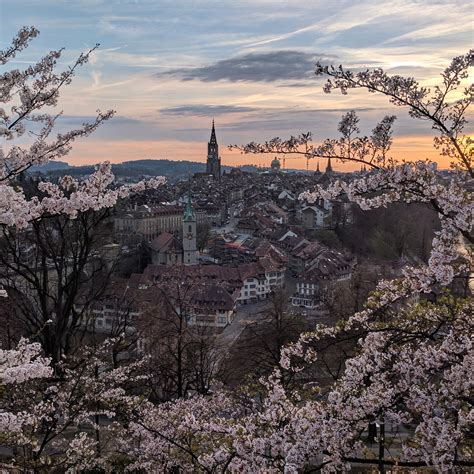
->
<box><xmin>29</xmin><ymin>161</ymin><xmax>71</xmax><ymax>172</ymax></box>
<box><xmin>27</xmin><ymin>159</ymin><xmax>260</xmax><ymax>181</ymax></box>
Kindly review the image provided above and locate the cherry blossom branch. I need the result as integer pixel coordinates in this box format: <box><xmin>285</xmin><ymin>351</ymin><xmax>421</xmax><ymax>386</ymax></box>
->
<box><xmin>229</xmin><ymin>113</ymin><xmax>397</xmax><ymax>170</ymax></box>
<box><xmin>0</xmin><ymin>26</ymin><xmax>39</xmax><ymax>65</ymax></box>
<box><xmin>315</xmin><ymin>50</ymin><xmax>473</xmax><ymax>176</ymax></box>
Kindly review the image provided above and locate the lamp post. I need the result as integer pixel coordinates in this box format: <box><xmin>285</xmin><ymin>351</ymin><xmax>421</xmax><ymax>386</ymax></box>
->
<box><xmin>375</xmin><ymin>418</ymin><xmax>385</xmax><ymax>473</ymax></box>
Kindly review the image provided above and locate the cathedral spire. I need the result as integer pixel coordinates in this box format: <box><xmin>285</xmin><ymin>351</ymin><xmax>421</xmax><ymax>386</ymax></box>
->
<box><xmin>206</xmin><ymin>120</ymin><xmax>221</xmax><ymax>180</ymax></box>
<box><xmin>209</xmin><ymin>119</ymin><xmax>217</xmax><ymax>145</ymax></box>
<box><xmin>325</xmin><ymin>156</ymin><xmax>333</xmax><ymax>174</ymax></box>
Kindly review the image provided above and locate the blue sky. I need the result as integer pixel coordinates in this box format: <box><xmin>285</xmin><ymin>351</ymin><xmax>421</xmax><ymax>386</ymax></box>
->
<box><xmin>1</xmin><ymin>0</ymin><xmax>473</xmax><ymax>169</ymax></box>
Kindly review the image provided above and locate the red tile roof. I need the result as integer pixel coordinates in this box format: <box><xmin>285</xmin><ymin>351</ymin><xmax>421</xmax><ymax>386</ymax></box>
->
<box><xmin>150</xmin><ymin>232</ymin><xmax>175</xmax><ymax>252</ymax></box>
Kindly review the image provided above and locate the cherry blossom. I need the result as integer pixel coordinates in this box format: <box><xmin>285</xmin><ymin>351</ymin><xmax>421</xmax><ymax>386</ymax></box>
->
<box><xmin>0</xmin><ymin>28</ymin><xmax>472</xmax><ymax>473</ymax></box>
<box><xmin>0</xmin><ymin>27</ymin><xmax>165</xmax><ymax>229</ymax></box>
<box><xmin>0</xmin><ymin>26</ymin><xmax>164</xmax><ymax>471</ymax></box>
<box><xmin>99</xmin><ymin>51</ymin><xmax>474</xmax><ymax>473</ymax></box>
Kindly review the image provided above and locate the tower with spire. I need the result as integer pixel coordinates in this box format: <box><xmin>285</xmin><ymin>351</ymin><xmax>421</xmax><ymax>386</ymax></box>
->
<box><xmin>314</xmin><ymin>160</ymin><xmax>322</xmax><ymax>176</ymax></box>
<box><xmin>206</xmin><ymin>120</ymin><xmax>221</xmax><ymax>180</ymax></box>
<box><xmin>325</xmin><ymin>157</ymin><xmax>333</xmax><ymax>174</ymax></box>
<box><xmin>182</xmin><ymin>192</ymin><xmax>197</xmax><ymax>265</ymax></box>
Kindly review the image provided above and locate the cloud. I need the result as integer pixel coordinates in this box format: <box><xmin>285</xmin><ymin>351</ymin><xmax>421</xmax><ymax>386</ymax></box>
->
<box><xmin>165</xmin><ymin>107</ymin><xmax>389</xmax><ymax>143</ymax></box>
<box><xmin>162</xmin><ymin>50</ymin><xmax>331</xmax><ymax>83</ymax></box>
<box><xmin>59</xmin><ymin>115</ymin><xmax>140</xmax><ymax>125</ymax></box>
<box><xmin>277</xmin><ymin>81</ymin><xmax>320</xmax><ymax>88</ymax></box>
<box><xmin>159</xmin><ymin>104</ymin><xmax>257</xmax><ymax>116</ymax></box>
<box><xmin>381</xmin><ymin>11</ymin><xmax>473</xmax><ymax>45</ymax></box>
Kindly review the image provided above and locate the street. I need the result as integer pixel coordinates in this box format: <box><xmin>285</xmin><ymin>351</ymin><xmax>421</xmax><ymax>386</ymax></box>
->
<box><xmin>216</xmin><ymin>299</ymin><xmax>272</xmax><ymax>352</ymax></box>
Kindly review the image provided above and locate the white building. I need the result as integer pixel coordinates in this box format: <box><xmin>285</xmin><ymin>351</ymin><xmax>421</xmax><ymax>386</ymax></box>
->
<box><xmin>236</xmin><ymin>259</ymin><xmax>285</xmax><ymax>305</ymax></box>
<box><xmin>291</xmin><ymin>249</ymin><xmax>354</xmax><ymax>310</ymax></box>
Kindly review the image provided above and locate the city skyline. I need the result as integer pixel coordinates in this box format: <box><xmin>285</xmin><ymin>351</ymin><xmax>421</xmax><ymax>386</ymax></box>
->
<box><xmin>2</xmin><ymin>0</ymin><xmax>472</xmax><ymax>171</ymax></box>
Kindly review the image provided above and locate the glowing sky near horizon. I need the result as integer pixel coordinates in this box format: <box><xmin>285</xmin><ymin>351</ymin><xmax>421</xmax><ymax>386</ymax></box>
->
<box><xmin>1</xmin><ymin>0</ymin><xmax>473</xmax><ymax>171</ymax></box>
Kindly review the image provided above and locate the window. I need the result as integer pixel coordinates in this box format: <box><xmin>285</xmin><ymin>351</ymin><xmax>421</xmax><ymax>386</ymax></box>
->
<box><xmin>188</xmin><ymin>224</ymin><xmax>192</xmax><ymax>233</ymax></box>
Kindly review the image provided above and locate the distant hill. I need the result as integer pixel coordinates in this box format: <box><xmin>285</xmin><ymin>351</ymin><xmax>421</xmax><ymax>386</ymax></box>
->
<box><xmin>27</xmin><ymin>159</ymin><xmax>263</xmax><ymax>182</ymax></box>
<box><xmin>110</xmin><ymin>159</ymin><xmax>209</xmax><ymax>180</ymax></box>
<box><xmin>29</xmin><ymin>161</ymin><xmax>71</xmax><ymax>172</ymax></box>
<box><xmin>28</xmin><ymin>159</ymin><xmax>206</xmax><ymax>181</ymax></box>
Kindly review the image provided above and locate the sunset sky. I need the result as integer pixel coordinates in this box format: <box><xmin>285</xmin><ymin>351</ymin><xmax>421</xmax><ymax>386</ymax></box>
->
<box><xmin>2</xmin><ymin>0</ymin><xmax>473</xmax><ymax>171</ymax></box>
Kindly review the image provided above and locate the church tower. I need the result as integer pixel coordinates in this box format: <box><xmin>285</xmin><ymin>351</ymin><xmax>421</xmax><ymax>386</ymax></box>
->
<box><xmin>182</xmin><ymin>193</ymin><xmax>197</xmax><ymax>265</ymax></box>
<box><xmin>325</xmin><ymin>156</ymin><xmax>333</xmax><ymax>174</ymax></box>
<box><xmin>314</xmin><ymin>160</ymin><xmax>322</xmax><ymax>176</ymax></box>
<box><xmin>206</xmin><ymin>120</ymin><xmax>221</xmax><ymax>180</ymax></box>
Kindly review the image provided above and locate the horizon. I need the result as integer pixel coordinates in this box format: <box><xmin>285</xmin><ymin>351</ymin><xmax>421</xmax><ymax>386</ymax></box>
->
<box><xmin>2</xmin><ymin>0</ymin><xmax>472</xmax><ymax>172</ymax></box>
<box><xmin>36</xmin><ymin>155</ymin><xmax>445</xmax><ymax>175</ymax></box>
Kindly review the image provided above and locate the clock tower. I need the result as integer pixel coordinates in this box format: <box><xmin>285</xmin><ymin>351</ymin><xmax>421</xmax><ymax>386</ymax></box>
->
<box><xmin>182</xmin><ymin>193</ymin><xmax>197</xmax><ymax>265</ymax></box>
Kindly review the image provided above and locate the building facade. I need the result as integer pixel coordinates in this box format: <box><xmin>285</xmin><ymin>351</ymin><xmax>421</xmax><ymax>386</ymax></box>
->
<box><xmin>114</xmin><ymin>203</ymin><xmax>224</xmax><ymax>243</ymax></box>
<box><xmin>114</xmin><ymin>205</ymin><xmax>182</xmax><ymax>242</ymax></box>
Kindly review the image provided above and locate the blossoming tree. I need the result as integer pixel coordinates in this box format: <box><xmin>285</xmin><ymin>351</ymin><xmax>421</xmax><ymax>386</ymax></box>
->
<box><xmin>1</xmin><ymin>26</ymin><xmax>472</xmax><ymax>472</ymax></box>
<box><xmin>0</xmin><ymin>26</ymin><xmax>164</xmax><ymax>469</ymax></box>
<box><xmin>121</xmin><ymin>52</ymin><xmax>473</xmax><ymax>472</ymax></box>
<box><xmin>1</xmin><ymin>27</ymin><xmax>165</xmax><ymax>226</ymax></box>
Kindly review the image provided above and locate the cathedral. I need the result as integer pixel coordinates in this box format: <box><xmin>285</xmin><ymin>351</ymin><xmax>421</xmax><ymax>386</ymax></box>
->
<box><xmin>206</xmin><ymin>120</ymin><xmax>221</xmax><ymax>180</ymax></box>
